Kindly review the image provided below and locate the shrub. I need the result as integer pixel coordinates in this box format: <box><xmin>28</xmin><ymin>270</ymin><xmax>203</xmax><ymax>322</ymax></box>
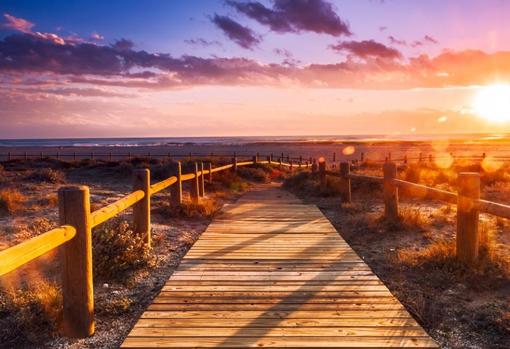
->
<box><xmin>0</xmin><ymin>188</ymin><xmax>26</xmax><ymax>215</ymax></box>
<box><xmin>213</xmin><ymin>170</ymin><xmax>249</xmax><ymax>192</ymax></box>
<box><xmin>237</xmin><ymin>166</ymin><xmax>269</xmax><ymax>183</ymax></box>
<box><xmin>26</xmin><ymin>168</ymin><xmax>65</xmax><ymax>183</ymax></box>
<box><xmin>0</xmin><ymin>280</ymin><xmax>62</xmax><ymax>345</ymax></box>
<box><xmin>92</xmin><ymin>219</ymin><xmax>155</xmax><ymax>281</ymax></box>
<box><xmin>283</xmin><ymin>171</ymin><xmax>318</xmax><ymax>196</ymax></box>
<box><xmin>160</xmin><ymin>198</ymin><xmax>221</xmax><ymax>219</ymax></box>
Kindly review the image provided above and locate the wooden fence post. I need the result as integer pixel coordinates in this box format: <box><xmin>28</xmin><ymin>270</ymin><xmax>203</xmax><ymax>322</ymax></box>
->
<box><xmin>171</xmin><ymin>161</ymin><xmax>182</xmax><ymax>207</ymax></box>
<box><xmin>58</xmin><ymin>186</ymin><xmax>94</xmax><ymax>338</ymax></box>
<box><xmin>311</xmin><ymin>160</ymin><xmax>318</xmax><ymax>173</ymax></box>
<box><xmin>207</xmin><ymin>162</ymin><xmax>213</xmax><ymax>183</ymax></box>
<box><xmin>73</xmin><ymin>152</ymin><xmax>76</xmax><ymax>161</ymax></box>
<box><xmin>190</xmin><ymin>162</ymin><xmax>200</xmax><ymax>203</ymax></box>
<box><xmin>24</xmin><ymin>152</ymin><xmax>28</xmax><ymax>161</ymax></box>
<box><xmin>404</xmin><ymin>155</ymin><xmax>408</xmax><ymax>164</ymax></box>
<box><xmin>361</xmin><ymin>152</ymin><xmax>364</xmax><ymax>162</ymax></box>
<box><xmin>199</xmin><ymin>162</ymin><xmax>205</xmax><ymax>197</ymax></box>
<box><xmin>418</xmin><ymin>152</ymin><xmax>423</xmax><ymax>163</ymax></box>
<box><xmin>456</xmin><ymin>172</ymin><xmax>480</xmax><ymax>264</ymax></box>
<box><xmin>279</xmin><ymin>157</ymin><xmax>282</xmax><ymax>169</ymax></box>
<box><xmin>133</xmin><ymin>169</ymin><xmax>151</xmax><ymax>247</ymax></box>
<box><xmin>253</xmin><ymin>155</ymin><xmax>257</xmax><ymax>164</ymax></box>
<box><xmin>266</xmin><ymin>155</ymin><xmax>271</xmax><ymax>164</ymax></box>
<box><xmin>319</xmin><ymin>160</ymin><xmax>326</xmax><ymax>191</ymax></box>
<box><xmin>339</xmin><ymin>162</ymin><xmax>351</xmax><ymax>203</ymax></box>
<box><xmin>383</xmin><ymin>162</ymin><xmax>399</xmax><ymax>221</ymax></box>
<box><xmin>232</xmin><ymin>156</ymin><xmax>237</xmax><ymax>172</ymax></box>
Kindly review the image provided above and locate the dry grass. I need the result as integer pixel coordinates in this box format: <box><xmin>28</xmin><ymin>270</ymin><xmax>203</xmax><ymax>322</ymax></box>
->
<box><xmin>211</xmin><ymin>170</ymin><xmax>250</xmax><ymax>192</ymax></box>
<box><xmin>26</xmin><ymin>168</ymin><xmax>66</xmax><ymax>183</ymax></box>
<box><xmin>398</xmin><ymin>207</ymin><xmax>428</xmax><ymax>229</ymax></box>
<box><xmin>92</xmin><ymin>219</ymin><xmax>155</xmax><ymax>282</ymax></box>
<box><xmin>156</xmin><ymin>197</ymin><xmax>222</xmax><ymax>219</ymax></box>
<box><xmin>0</xmin><ymin>188</ymin><xmax>26</xmax><ymax>215</ymax></box>
<box><xmin>0</xmin><ymin>280</ymin><xmax>62</xmax><ymax>346</ymax></box>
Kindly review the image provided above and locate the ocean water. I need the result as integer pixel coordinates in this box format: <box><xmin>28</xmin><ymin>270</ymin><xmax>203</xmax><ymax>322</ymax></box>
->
<box><xmin>0</xmin><ymin>133</ymin><xmax>508</xmax><ymax>147</ymax></box>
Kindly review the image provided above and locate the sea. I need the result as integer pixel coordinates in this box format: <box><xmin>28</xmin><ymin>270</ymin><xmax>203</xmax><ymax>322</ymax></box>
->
<box><xmin>0</xmin><ymin>133</ymin><xmax>508</xmax><ymax>148</ymax></box>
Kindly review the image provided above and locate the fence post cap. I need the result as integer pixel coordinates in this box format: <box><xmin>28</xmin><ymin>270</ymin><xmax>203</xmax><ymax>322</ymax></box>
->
<box><xmin>59</xmin><ymin>185</ymin><xmax>89</xmax><ymax>192</ymax></box>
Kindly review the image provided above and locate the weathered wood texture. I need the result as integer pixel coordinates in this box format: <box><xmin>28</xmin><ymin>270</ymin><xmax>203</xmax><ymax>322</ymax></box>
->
<box><xmin>58</xmin><ymin>186</ymin><xmax>94</xmax><ymax>338</ymax></box>
<box><xmin>122</xmin><ymin>185</ymin><xmax>437</xmax><ymax>348</ymax></box>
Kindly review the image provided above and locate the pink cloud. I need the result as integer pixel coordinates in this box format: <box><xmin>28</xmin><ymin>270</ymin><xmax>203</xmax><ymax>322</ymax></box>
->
<box><xmin>329</xmin><ymin>40</ymin><xmax>402</xmax><ymax>60</ymax></box>
<box><xmin>2</xmin><ymin>13</ymin><xmax>34</xmax><ymax>33</ymax></box>
<box><xmin>90</xmin><ymin>32</ymin><xmax>104</xmax><ymax>41</ymax></box>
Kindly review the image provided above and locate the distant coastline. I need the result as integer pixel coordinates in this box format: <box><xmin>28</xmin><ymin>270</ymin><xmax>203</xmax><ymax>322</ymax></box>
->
<box><xmin>1</xmin><ymin>133</ymin><xmax>509</xmax><ymax>148</ymax></box>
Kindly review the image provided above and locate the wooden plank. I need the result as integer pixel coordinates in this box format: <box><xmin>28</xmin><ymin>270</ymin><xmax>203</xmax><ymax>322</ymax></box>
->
<box><xmin>121</xmin><ymin>336</ymin><xmax>438</xmax><ymax>348</ymax></box>
<box><xmin>121</xmin><ymin>185</ymin><xmax>438</xmax><ymax>348</ymax></box>
<box><xmin>128</xmin><ymin>327</ymin><xmax>429</xmax><ymax>337</ymax></box>
<box><xmin>133</xmin><ymin>318</ymin><xmax>421</xmax><ymax>328</ymax></box>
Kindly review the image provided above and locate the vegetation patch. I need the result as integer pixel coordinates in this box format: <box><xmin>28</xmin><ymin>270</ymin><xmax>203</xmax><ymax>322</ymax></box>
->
<box><xmin>92</xmin><ymin>219</ymin><xmax>156</xmax><ymax>282</ymax></box>
<box><xmin>0</xmin><ymin>188</ymin><xmax>26</xmax><ymax>215</ymax></box>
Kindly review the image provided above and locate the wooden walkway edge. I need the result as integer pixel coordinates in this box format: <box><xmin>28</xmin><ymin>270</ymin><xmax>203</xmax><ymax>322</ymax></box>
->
<box><xmin>121</xmin><ymin>184</ymin><xmax>438</xmax><ymax>348</ymax></box>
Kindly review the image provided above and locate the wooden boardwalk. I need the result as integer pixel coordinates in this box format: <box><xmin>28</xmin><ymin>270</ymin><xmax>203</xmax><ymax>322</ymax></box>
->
<box><xmin>121</xmin><ymin>185</ymin><xmax>438</xmax><ymax>348</ymax></box>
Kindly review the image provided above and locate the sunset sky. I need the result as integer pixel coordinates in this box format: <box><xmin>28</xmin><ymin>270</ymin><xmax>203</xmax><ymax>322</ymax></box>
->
<box><xmin>2</xmin><ymin>0</ymin><xmax>510</xmax><ymax>138</ymax></box>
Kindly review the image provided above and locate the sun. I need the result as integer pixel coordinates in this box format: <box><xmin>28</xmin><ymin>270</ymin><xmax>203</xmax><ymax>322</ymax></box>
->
<box><xmin>473</xmin><ymin>84</ymin><xmax>510</xmax><ymax>122</ymax></box>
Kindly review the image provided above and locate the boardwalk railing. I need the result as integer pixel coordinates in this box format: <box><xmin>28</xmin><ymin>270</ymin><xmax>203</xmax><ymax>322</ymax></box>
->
<box><xmin>0</xmin><ymin>156</ymin><xmax>311</xmax><ymax>338</ymax></box>
<box><xmin>319</xmin><ymin>160</ymin><xmax>510</xmax><ymax>266</ymax></box>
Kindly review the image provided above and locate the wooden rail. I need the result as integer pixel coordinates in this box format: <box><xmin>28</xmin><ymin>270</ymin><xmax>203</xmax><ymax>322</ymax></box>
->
<box><xmin>0</xmin><ymin>156</ymin><xmax>311</xmax><ymax>338</ymax></box>
<box><xmin>320</xmin><ymin>160</ymin><xmax>510</xmax><ymax>266</ymax></box>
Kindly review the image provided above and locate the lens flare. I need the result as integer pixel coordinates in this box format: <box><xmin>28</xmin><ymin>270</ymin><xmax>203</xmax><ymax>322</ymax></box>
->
<box><xmin>434</xmin><ymin>152</ymin><xmax>454</xmax><ymax>169</ymax></box>
<box><xmin>342</xmin><ymin>146</ymin><xmax>355</xmax><ymax>155</ymax></box>
<box><xmin>473</xmin><ymin>84</ymin><xmax>510</xmax><ymax>122</ymax></box>
<box><xmin>481</xmin><ymin>156</ymin><xmax>503</xmax><ymax>173</ymax></box>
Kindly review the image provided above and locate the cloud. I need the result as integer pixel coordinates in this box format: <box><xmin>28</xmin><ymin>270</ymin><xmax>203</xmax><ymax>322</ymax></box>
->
<box><xmin>4</xmin><ymin>32</ymin><xmax>510</xmax><ymax>91</ymax></box>
<box><xmin>211</xmin><ymin>14</ymin><xmax>261</xmax><ymax>49</ymax></box>
<box><xmin>379</xmin><ymin>26</ymin><xmax>387</xmax><ymax>32</ymax></box>
<box><xmin>90</xmin><ymin>32</ymin><xmax>104</xmax><ymax>41</ymax></box>
<box><xmin>227</xmin><ymin>0</ymin><xmax>351</xmax><ymax>36</ymax></box>
<box><xmin>424</xmin><ymin>35</ymin><xmax>438</xmax><ymax>44</ymax></box>
<box><xmin>9</xmin><ymin>87</ymin><xmax>134</xmax><ymax>98</ymax></box>
<box><xmin>184</xmin><ymin>38</ymin><xmax>223</xmax><ymax>48</ymax></box>
<box><xmin>111</xmin><ymin>38</ymin><xmax>134</xmax><ymax>50</ymax></box>
<box><xmin>1</xmin><ymin>13</ymin><xmax>67</xmax><ymax>45</ymax></box>
<box><xmin>329</xmin><ymin>40</ymin><xmax>402</xmax><ymax>60</ymax></box>
<box><xmin>2</xmin><ymin>13</ymin><xmax>34</xmax><ymax>33</ymax></box>
<box><xmin>273</xmin><ymin>48</ymin><xmax>300</xmax><ymax>66</ymax></box>
<box><xmin>412</xmin><ymin>35</ymin><xmax>439</xmax><ymax>47</ymax></box>
<box><xmin>388</xmin><ymin>35</ymin><xmax>407</xmax><ymax>46</ymax></box>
